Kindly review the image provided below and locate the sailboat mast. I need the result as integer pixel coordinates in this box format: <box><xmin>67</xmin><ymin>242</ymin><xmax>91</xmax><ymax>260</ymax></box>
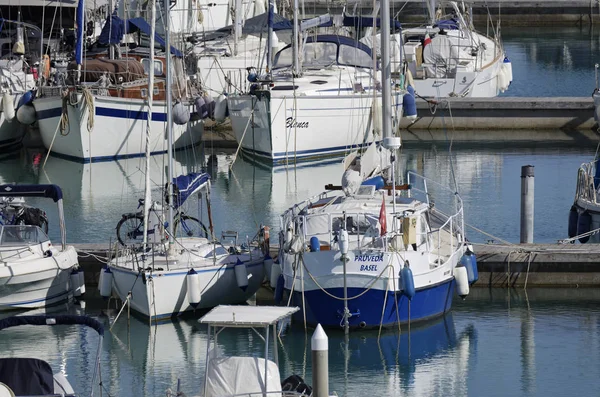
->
<box><xmin>142</xmin><ymin>0</ymin><xmax>156</xmax><ymax>250</ymax></box>
<box><xmin>266</xmin><ymin>0</ymin><xmax>274</xmax><ymax>75</ymax></box>
<box><xmin>75</xmin><ymin>0</ymin><xmax>85</xmax><ymax>83</ymax></box>
<box><xmin>380</xmin><ymin>0</ymin><xmax>392</xmax><ymax>139</ymax></box>
<box><xmin>165</xmin><ymin>0</ymin><xmax>175</xmax><ymax>247</ymax></box>
<box><xmin>381</xmin><ymin>0</ymin><xmax>400</xmax><ymax>220</ymax></box>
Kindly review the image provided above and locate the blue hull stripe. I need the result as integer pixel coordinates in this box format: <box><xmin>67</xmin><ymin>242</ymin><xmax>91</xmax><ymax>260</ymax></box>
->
<box><xmin>110</xmin><ymin>259</ymin><xmax>264</xmax><ymax>277</ymax></box>
<box><xmin>5</xmin><ymin>289</ymin><xmax>71</xmax><ymax>306</ymax></box>
<box><xmin>46</xmin><ymin>141</ymin><xmax>200</xmax><ymax>164</ymax></box>
<box><xmin>289</xmin><ymin>278</ymin><xmax>455</xmax><ymax>328</ymax></box>
<box><xmin>36</xmin><ymin>106</ymin><xmax>169</xmax><ymax>122</ymax></box>
<box><xmin>243</xmin><ymin>140</ymin><xmax>382</xmax><ymax>165</ymax></box>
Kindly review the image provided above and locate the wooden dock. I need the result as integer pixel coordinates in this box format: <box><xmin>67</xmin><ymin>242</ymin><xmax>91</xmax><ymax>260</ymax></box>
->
<box><xmin>74</xmin><ymin>242</ymin><xmax>600</xmax><ymax>288</ymax></box>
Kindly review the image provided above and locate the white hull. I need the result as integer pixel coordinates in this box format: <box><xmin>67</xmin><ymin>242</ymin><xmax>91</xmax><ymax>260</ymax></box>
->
<box><xmin>33</xmin><ymin>94</ymin><xmax>204</xmax><ymax>162</ymax></box>
<box><xmin>228</xmin><ymin>92</ymin><xmax>402</xmax><ymax>164</ymax></box>
<box><xmin>0</xmin><ymin>93</ymin><xmax>27</xmax><ymax>151</ymax></box>
<box><xmin>0</xmin><ymin>246</ymin><xmax>78</xmax><ymax>310</ymax></box>
<box><xmin>110</xmin><ymin>239</ymin><xmax>266</xmax><ymax>320</ymax></box>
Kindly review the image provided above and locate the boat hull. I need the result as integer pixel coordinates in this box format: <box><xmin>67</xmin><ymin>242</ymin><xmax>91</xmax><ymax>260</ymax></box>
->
<box><xmin>0</xmin><ymin>247</ymin><xmax>78</xmax><ymax>310</ymax></box>
<box><xmin>110</xmin><ymin>257</ymin><xmax>266</xmax><ymax>321</ymax></box>
<box><xmin>33</xmin><ymin>94</ymin><xmax>203</xmax><ymax>162</ymax></box>
<box><xmin>288</xmin><ymin>278</ymin><xmax>455</xmax><ymax>329</ymax></box>
<box><xmin>228</xmin><ymin>92</ymin><xmax>402</xmax><ymax>164</ymax></box>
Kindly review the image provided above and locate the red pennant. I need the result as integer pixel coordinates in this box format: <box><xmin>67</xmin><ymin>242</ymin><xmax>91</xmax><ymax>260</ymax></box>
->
<box><xmin>379</xmin><ymin>196</ymin><xmax>387</xmax><ymax>235</ymax></box>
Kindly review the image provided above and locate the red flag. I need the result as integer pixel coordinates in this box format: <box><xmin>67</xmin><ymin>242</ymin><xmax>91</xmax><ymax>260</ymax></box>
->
<box><xmin>379</xmin><ymin>196</ymin><xmax>387</xmax><ymax>235</ymax></box>
<box><xmin>423</xmin><ymin>33</ymin><xmax>432</xmax><ymax>47</ymax></box>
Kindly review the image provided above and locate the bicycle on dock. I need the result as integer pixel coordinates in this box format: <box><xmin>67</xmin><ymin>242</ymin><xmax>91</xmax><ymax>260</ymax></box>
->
<box><xmin>115</xmin><ymin>198</ymin><xmax>208</xmax><ymax>246</ymax></box>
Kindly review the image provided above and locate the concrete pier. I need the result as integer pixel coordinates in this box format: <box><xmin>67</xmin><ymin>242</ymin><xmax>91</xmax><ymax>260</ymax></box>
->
<box><xmin>399</xmin><ymin>97</ymin><xmax>596</xmax><ymax>131</ymax></box>
<box><xmin>74</xmin><ymin>242</ymin><xmax>600</xmax><ymax>288</ymax></box>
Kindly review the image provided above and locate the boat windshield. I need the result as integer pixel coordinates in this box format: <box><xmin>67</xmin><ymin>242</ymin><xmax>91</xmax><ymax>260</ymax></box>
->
<box><xmin>0</xmin><ymin>225</ymin><xmax>49</xmax><ymax>246</ymax></box>
<box><xmin>273</xmin><ymin>40</ymin><xmax>373</xmax><ymax>70</ymax></box>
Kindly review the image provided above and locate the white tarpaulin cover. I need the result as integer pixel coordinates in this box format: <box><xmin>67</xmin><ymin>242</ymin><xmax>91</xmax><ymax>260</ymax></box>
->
<box><xmin>204</xmin><ymin>356</ymin><xmax>282</xmax><ymax>397</ymax></box>
<box><xmin>422</xmin><ymin>34</ymin><xmax>460</xmax><ymax>78</ymax></box>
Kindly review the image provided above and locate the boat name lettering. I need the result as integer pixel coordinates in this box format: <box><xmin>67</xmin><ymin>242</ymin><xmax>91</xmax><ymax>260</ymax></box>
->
<box><xmin>354</xmin><ymin>254</ymin><xmax>383</xmax><ymax>262</ymax></box>
<box><xmin>360</xmin><ymin>264</ymin><xmax>378</xmax><ymax>271</ymax></box>
<box><xmin>286</xmin><ymin>117</ymin><xmax>309</xmax><ymax>129</ymax></box>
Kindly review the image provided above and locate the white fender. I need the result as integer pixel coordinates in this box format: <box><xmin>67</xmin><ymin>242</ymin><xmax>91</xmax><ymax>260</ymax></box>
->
<box><xmin>3</xmin><ymin>92</ymin><xmax>14</xmax><ymax>122</ymax></box>
<box><xmin>214</xmin><ymin>94</ymin><xmax>227</xmax><ymax>123</ymax></box>
<box><xmin>186</xmin><ymin>269</ymin><xmax>201</xmax><ymax>306</ymax></box>
<box><xmin>455</xmin><ymin>265</ymin><xmax>470</xmax><ymax>299</ymax></box>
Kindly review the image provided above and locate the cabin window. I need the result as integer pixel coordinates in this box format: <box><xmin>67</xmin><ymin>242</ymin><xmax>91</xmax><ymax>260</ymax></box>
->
<box><xmin>338</xmin><ymin>44</ymin><xmax>372</xmax><ymax>68</ymax></box>
<box><xmin>141</xmin><ymin>59</ymin><xmax>163</xmax><ymax>76</ymax></box>
<box><xmin>140</xmin><ymin>88</ymin><xmax>147</xmax><ymax>98</ymax></box>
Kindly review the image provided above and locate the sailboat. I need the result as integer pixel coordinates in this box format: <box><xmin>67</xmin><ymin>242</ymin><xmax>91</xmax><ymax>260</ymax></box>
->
<box><xmin>107</xmin><ymin>0</ymin><xmax>267</xmax><ymax>322</ymax></box>
<box><xmin>275</xmin><ymin>1</ymin><xmax>477</xmax><ymax>330</ymax></box>
<box><xmin>226</xmin><ymin>0</ymin><xmax>405</xmax><ymax>165</ymax></box>
<box><xmin>32</xmin><ymin>0</ymin><xmax>203</xmax><ymax>162</ymax></box>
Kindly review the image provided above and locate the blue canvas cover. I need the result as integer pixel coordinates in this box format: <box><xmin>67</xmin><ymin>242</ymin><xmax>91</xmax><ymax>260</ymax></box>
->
<box><xmin>75</xmin><ymin>0</ymin><xmax>84</xmax><ymax>64</ymax></box>
<box><xmin>0</xmin><ymin>184</ymin><xmax>63</xmax><ymax>202</ymax></box>
<box><xmin>171</xmin><ymin>173</ymin><xmax>210</xmax><ymax>209</ymax></box>
<box><xmin>98</xmin><ymin>13</ymin><xmax>125</xmax><ymax>45</ymax></box>
<box><xmin>0</xmin><ymin>358</ymin><xmax>54</xmax><ymax>395</ymax></box>
<box><xmin>435</xmin><ymin>18</ymin><xmax>460</xmax><ymax>30</ymax></box>
<box><xmin>127</xmin><ymin>18</ymin><xmax>184</xmax><ymax>57</ymax></box>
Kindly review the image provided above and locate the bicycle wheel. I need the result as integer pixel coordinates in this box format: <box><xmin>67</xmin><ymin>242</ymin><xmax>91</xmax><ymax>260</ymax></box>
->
<box><xmin>174</xmin><ymin>215</ymin><xmax>209</xmax><ymax>238</ymax></box>
<box><xmin>116</xmin><ymin>214</ymin><xmax>145</xmax><ymax>246</ymax></box>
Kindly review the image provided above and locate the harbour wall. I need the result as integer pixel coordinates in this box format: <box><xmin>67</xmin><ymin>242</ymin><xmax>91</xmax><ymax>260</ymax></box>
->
<box><xmin>74</xmin><ymin>242</ymin><xmax>600</xmax><ymax>288</ymax></box>
<box><xmin>301</xmin><ymin>0</ymin><xmax>600</xmax><ymax>26</ymax></box>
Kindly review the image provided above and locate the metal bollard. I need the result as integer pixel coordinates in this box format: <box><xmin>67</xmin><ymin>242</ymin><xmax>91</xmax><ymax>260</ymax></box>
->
<box><xmin>520</xmin><ymin>165</ymin><xmax>535</xmax><ymax>243</ymax></box>
<box><xmin>311</xmin><ymin>323</ymin><xmax>329</xmax><ymax>397</ymax></box>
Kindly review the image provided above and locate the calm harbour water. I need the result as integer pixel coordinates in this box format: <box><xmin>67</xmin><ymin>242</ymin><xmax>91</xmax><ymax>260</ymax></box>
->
<box><xmin>1</xmin><ymin>26</ymin><xmax>600</xmax><ymax>397</ymax></box>
<box><xmin>2</xmin><ymin>288</ymin><xmax>599</xmax><ymax>397</ymax></box>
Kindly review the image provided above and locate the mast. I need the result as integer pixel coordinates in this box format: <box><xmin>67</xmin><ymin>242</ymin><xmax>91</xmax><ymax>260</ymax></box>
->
<box><xmin>142</xmin><ymin>0</ymin><xmax>156</xmax><ymax>250</ymax></box>
<box><xmin>75</xmin><ymin>0</ymin><xmax>85</xmax><ymax>83</ymax></box>
<box><xmin>266</xmin><ymin>0</ymin><xmax>274</xmax><ymax>76</ymax></box>
<box><xmin>381</xmin><ymin>0</ymin><xmax>401</xmax><ymax>217</ymax></box>
<box><xmin>292</xmin><ymin>0</ymin><xmax>300</xmax><ymax>76</ymax></box>
<box><xmin>165</xmin><ymin>0</ymin><xmax>175</xmax><ymax>251</ymax></box>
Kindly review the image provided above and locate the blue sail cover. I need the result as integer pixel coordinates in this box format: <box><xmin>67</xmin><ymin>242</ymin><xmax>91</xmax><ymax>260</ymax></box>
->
<box><xmin>98</xmin><ymin>13</ymin><xmax>125</xmax><ymax>45</ymax></box>
<box><xmin>172</xmin><ymin>173</ymin><xmax>210</xmax><ymax>209</ymax></box>
<box><xmin>0</xmin><ymin>315</ymin><xmax>104</xmax><ymax>336</ymax></box>
<box><xmin>127</xmin><ymin>17</ymin><xmax>183</xmax><ymax>57</ymax></box>
<box><xmin>75</xmin><ymin>0</ymin><xmax>84</xmax><ymax>64</ymax></box>
<box><xmin>0</xmin><ymin>184</ymin><xmax>63</xmax><ymax>202</ymax></box>
<box><xmin>435</xmin><ymin>18</ymin><xmax>460</xmax><ymax>30</ymax></box>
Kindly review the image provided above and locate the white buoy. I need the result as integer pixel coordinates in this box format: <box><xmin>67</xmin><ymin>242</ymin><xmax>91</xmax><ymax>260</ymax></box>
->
<box><xmin>70</xmin><ymin>269</ymin><xmax>81</xmax><ymax>297</ymax></box>
<box><xmin>186</xmin><ymin>268</ymin><xmax>201</xmax><ymax>307</ymax></box>
<box><xmin>263</xmin><ymin>254</ymin><xmax>274</xmax><ymax>283</ymax></box>
<box><xmin>455</xmin><ymin>265</ymin><xmax>470</xmax><ymax>299</ymax></box>
<box><xmin>2</xmin><ymin>92</ymin><xmax>14</xmax><ymax>122</ymax></box>
<box><xmin>339</xmin><ymin>229</ymin><xmax>349</xmax><ymax>256</ymax></box>
<box><xmin>503</xmin><ymin>56</ymin><xmax>513</xmax><ymax>83</ymax></box>
<box><xmin>99</xmin><ymin>267</ymin><xmax>113</xmax><ymax>298</ymax></box>
<box><xmin>78</xmin><ymin>269</ymin><xmax>86</xmax><ymax>295</ymax></box>
<box><xmin>235</xmin><ymin>259</ymin><xmax>249</xmax><ymax>291</ymax></box>
<box><xmin>16</xmin><ymin>104</ymin><xmax>36</xmax><ymax>125</ymax></box>
<box><xmin>214</xmin><ymin>94</ymin><xmax>227</xmax><ymax>122</ymax></box>
<box><xmin>270</xmin><ymin>262</ymin><xmax>282</xmax><ymax>288</ymax></box>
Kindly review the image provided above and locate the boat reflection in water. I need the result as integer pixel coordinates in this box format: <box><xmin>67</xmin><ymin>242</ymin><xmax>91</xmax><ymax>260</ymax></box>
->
<box><xmin>104</xmin><ymin>311</ymin><xmax>209</xmax><ymax>396</ymax></box>
<box><xmin>279</xmin><ymin>313</ymin><xmax>477</xmax><ymax>396</ymax></box>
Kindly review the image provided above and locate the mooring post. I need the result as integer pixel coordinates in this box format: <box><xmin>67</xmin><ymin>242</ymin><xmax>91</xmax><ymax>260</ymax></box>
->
<box><xmin>520</xmin><ymin>165</ymin><xmax>535</xmax><ymax>243</ymax></box>
<box><xmin>311</xmin><ymin>323</ymin><xmax>329</xmax><ymax>397</ymax></box>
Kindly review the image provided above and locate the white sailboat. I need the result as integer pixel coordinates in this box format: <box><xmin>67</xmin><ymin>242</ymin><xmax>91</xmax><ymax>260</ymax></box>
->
<box><xmin>227</xmin><ymin>0</ymin><xmax>405</xmax><ymax>164</ymax></box>
<box><xmin>276</xmin><ymin>0</ymin><xmax>477</xmax><ymax>330</ymax></box>
<box><xmin>107</xmin><ymin>0</ymin><xmax>267</xmax><ymax>322</ymax></box>
<box><xmin>394</xmin><ymin>0</ymin><xmax>511</xmax><ymax>97</ymax></box>
<box><xmin>32</xmin><ymin>0</ymin><xmax>203</xmax><ymax>162</ymax></box>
